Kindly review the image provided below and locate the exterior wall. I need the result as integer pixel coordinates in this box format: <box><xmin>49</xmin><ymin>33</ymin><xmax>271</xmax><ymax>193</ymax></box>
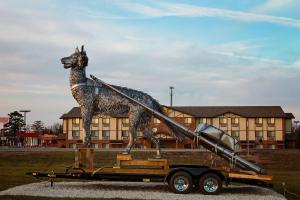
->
<box><xmin>62</xmin><ymin>108</ymin><xmax>287</xmax><ymax>150</ymax></box>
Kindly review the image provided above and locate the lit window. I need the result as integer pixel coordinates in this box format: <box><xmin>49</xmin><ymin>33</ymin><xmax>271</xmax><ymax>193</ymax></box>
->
<box><xmin>92</xmin><ymin>143</ymin><xmax>99</xmax><ymax>148</ymax></box>
<box><xmin>267</xmin><ymin>118</ymin><xmax>275</xmax><ymax>125</ymax></box>
<box><xmin>102</xmin><ymin>143</ymin><xmax>109</xmax><ymax>149</ymax></box>
<box><xmin>102</xmin><ymin>130</ymin><xmax>110</xmax><ymax>139</ymax></box>
<box><xmin>154</xmin><ymin>118</ymin><xmax>161</xmax><ymax>124</ymax></box>
<box><xmin>92</xmin><ymin>118</ymin><xmax>99</xmax><ymax>127</ymax></box>
<box><xmin>91</xmin><ymin>130</ymin><xmax>99</xmax><ymax>137</ymax></box>
<box><xmin>256</xmin><ymin>144</ymin><xmax>263</xmax><ymax>149</ymax></box>
<box><xmin>220</xmin><ymin>118</ymin><xmax>227</xmax><ymax>126</ymax></box>
<box><xmin>231</xmin><ymin>118</ymin><xmax>239</xmax><ymax>126</ymax></box>
<box><xmin>255</xmin><ymin>118</ymin><xmax>263</xmax><ymax>125</ymax></box>
<box><xmin>122</xmin><ymin>118</ymin><xmax>129</xmax><ymax>127</ymax></box>
<box><xmin>184</xmin><ymin>118</ymin><xmax>192</xmax><ymax>124</ymax></box>
<box><xmin>103</xmin><ymin>118</ymin><xmax>110</xmax><ymax>127</ymax></box>
<box><xmin>72</xmin><ymin>118</ymin><xmax>80</xmax><ymax>127</ymax></box>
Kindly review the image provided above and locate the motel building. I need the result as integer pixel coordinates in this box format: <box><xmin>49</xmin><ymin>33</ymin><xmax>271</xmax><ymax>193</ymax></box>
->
<box><xmin>60</xmin><ymin>106</ymin><xmax>294</xmax><ymax>150</ymax></box>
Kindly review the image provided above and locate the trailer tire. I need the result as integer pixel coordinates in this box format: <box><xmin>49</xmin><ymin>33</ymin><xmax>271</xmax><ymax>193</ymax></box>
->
<box><xmin>168</xmin><ymin>171</ymin><xmax>193</xmax><ymax>194</ymax></box>
<box><xmin>199</xmin><ymin>173</ymin><xmax>222</xmax><ymax>195</ymax></box>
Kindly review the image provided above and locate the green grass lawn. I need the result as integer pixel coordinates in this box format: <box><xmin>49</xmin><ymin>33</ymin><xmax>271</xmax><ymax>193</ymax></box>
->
<box><xmin>0</xmin><ymin>150</ymin><xmax>299</xmax><ymax>200</ymax></box>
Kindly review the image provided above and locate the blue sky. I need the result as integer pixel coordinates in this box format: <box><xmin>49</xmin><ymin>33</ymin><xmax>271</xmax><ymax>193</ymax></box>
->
<box><xmin>0</xmin><ymin>0</ymin><xmax>299</xmax><ymax>126</ymax></box>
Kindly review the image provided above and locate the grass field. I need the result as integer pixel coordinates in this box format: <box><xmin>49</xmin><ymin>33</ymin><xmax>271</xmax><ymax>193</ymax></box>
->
<box><xmin>0</xmin><ymin>150</ymin><xmax>299</xmax><ymax>200</ymax></box>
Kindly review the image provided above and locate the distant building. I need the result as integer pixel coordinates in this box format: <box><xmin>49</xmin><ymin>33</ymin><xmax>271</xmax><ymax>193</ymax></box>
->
<box><xmin>61</xmin><ymin>106</ymin><xmax>294</xmax><ymax>150</ymax></box>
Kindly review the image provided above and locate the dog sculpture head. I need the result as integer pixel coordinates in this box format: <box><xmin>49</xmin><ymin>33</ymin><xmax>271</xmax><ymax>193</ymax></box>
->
<box><xmin>61</xmin><ymin>45</ymin><xmax>88</xmax><ymax>69</ymax></box>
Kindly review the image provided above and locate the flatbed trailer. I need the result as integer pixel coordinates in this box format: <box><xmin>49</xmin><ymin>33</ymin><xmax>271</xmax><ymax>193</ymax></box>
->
<box><xmin>27</xmin><ymin>149</ymin><xmax>272</xmax><ymax>195</ymax></box>
<box><xmin>27</xmin><ymin>76</ymin><xmax>273</xmax><ymax>195</ymax></box>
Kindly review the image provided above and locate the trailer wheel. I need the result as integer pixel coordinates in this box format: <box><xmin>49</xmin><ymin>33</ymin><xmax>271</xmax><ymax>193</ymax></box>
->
<box><xmin>199</xmin><ymin>173</ymin><xmax>222</xmax><ymax>195</ymax></box>
<box><xmin>169</xmin><ymin>171</ymin><xmax>193</xmax><ymax>194</ymax></box>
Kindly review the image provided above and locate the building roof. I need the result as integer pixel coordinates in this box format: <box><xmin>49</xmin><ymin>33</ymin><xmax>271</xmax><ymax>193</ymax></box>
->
<box><xmin>169</xmin><ymin>106</ymin><xmax>287</xmax><ymax>118</ymax></box>
<box><xmin>61</xmin><ymin>106</ymin><xmax>291</xmax><ymax>119</ymax></box>
<box><xmin>285</xmin><ymin>113</ymin><xmax>295</xmax><ymax>119</ymax></box>
<box><xmin>60</xmin><ymin>107</ymin><xmax>128</xmax><ymax>119</ymax></box>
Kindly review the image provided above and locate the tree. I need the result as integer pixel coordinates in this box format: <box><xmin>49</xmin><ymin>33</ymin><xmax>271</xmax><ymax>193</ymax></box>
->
<box><xmin>31</xmin><ymin>120</ymin><xmax>45</xmax><ymax>133</ymax></box>
<box><xmin>43</xmin><ymin>123</ymin><xmax>63</xmax><ymax>135</ymax></box>
<box><xmin>4</xmin><ymin>111</ymin><xmax>25</xmax><ymax>136</ymax></box>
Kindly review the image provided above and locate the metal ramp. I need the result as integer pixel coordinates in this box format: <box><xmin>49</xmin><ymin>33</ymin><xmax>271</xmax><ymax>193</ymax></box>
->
<box><xmin>90</xmin><ymin>75</ymin><xmax>266</xmax><ymax>175</ymax></box>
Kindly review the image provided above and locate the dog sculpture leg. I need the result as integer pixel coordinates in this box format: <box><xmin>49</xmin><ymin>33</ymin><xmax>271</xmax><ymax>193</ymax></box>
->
<box><xmin>81</xmin><ymin>105</ymin><xmax>93</xmax><ymax>147</ymax></box>
<box><xmin>144</xmin><ymin>127</ymin><xmax>161</xmax><ymax>159</ymax></box>
<box><xmin>123</xmin><ymin>107</ymin><xmax>140</xmax><ymax>154</ymax></box>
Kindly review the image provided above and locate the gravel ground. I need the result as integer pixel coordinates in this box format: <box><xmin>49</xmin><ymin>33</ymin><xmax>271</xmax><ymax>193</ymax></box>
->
<box><xmin>0</xmin><ymin>181</ymin><xmax>285</xmax><ymax>200</ymax></box>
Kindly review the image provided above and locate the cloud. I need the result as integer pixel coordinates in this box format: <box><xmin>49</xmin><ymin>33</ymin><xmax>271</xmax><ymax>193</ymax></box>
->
<box><xmin>254</xmin><ymin>0</ymin><xmax>300</xmax><ymax>13</ymax></box>
<box><xmin>114</xmin><ymin>1</ymin><xmax>300</xmax><ymax>29</ymax></box>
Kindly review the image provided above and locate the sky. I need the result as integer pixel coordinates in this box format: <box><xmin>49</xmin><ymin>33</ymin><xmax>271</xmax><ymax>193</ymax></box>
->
<box><xmin>0</xmin><ymin>0</ymin><xmax>299</xmax><ymax>126</ymax></box>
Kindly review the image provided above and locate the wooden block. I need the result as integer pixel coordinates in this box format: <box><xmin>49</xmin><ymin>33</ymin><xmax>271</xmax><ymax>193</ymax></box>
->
<box><xmin>74</xmin><ymin>148</ymin><xmax>94</xmax><ymax>170</ymax></box>
<box><xmin>117</xmin><ymin>154</ymin><xmax>132</xmax><ymax>161</ymax></box>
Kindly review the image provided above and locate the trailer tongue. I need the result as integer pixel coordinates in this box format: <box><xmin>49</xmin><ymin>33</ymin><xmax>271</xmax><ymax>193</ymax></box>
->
<box><xmin>90</xmin><ymin>75</ymin><xmax>266</xmax><ymax>175</ymax></box>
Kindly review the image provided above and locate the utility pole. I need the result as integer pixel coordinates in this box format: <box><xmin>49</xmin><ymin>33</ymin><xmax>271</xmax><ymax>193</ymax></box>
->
<box><xmin>169</xmin><ymin>86</ymin><xmax>174</xmax><ymax>107</ymax></box>
<box><xmin>19</xmin><ymin>110</ymin><xmax>31</xmax><ymax>132</ymax></box>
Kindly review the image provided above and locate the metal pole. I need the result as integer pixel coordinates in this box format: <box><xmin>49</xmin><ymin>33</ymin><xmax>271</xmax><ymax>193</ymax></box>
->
<box><xmin>169</xmin><ymin>86</ymin><xmax>174</xmax><ymax>107</ymax></box>
<box><xmin>20</xmin><ymin>110</ymin><xmax>31</xmax><ymax>132</ymax></box>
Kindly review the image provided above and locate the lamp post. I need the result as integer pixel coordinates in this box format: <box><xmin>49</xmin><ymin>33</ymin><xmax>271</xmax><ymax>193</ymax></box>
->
<box><xmin>295</xmin><ymin>120</ymin><xmax>299</xmax><ymax>131</ymax></box>
<box><xmin>19</xmin><ymin>110</ymin><xmax>31</xmax><ymax>132</ymax></box>
<box><xmin>169</xmin><ymin>86</ymin><xmax>174</xmax><ymax>107</ymax></box>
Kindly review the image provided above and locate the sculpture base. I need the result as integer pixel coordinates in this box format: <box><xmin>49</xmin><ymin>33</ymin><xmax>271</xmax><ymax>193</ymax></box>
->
<box><xmin>74</xmin><ymin>148</ymin><xmax>94</xmax><ymax>170</ymax></box>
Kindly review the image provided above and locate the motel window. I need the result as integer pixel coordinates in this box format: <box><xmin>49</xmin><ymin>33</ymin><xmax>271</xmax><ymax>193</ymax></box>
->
<box><xmin>231</xmin><ymin>131</ymin><xmax>239</xmax><ymax>140</ymax></box>
<box><xmin>255</xmin><ymin>131</ymin><xmax>263</xmax><ymax>140</ymax></box>
<box><xmin>231</xmin><ymin>118</ymin><xmax>239</xmax><ymax>126</ymax></box>
<box><xmin>137</xmin><ymin>131</ymin><xmax>143</xmax><ymax>137</ymax></box>
<box><xmin>135</xmin><ymin>144</ymin><xmax>142</xmax><ymax>149</ymax></box>
<box><xmin>255</xmin><ymin>118</ymin><xmax>263</xmax><ymax>125</ymax></box>
<box><xmin>102</xmin><ymin>143</ymin><xmax>109</xmax><ymax>149</ymax></box>
<box><xmin>268</xmin><ymin>144</ymin><xmax>275</xmax><ymax>149</ymax></box>
<box><xmin>91</xmin><ymin>130</ymin><xmax>99</xmax><ymax>137</ymax></box>
<box><xmin>72</xmin><ymin>118</ymin><xmax>80</xmax><ymax>127</ymax></box>
<box><xmin>102</xmin><ymin>130</ymin><xmax>110</xmax><ymax>139</ymax></box>
<box><xmin>267</xmin><ymin>118</ymin><xmax>275</xmax><ymax>126</ymax></box>
<box><xmin>199</xmin><ymin>118</ymin><xmax>207</xmax><ymax>124</ymax></box>
<box><xmin>184</xmin><ymin>117</ymin><xmax>192</xmax><ymax>124</ymax></box>
<box><xmin>102</xmin><ymin>118</ymin><xmax>110</xmax><ymax>127</ymax></box>
<box><xmin>72</xmin><ymin>130</ymin><xmax>80</xmax><ymax>138</ymax></box>
<box><xmin>267</xmin><ymin>131</ymin><xmax>275</xmax><ymax>140</ymax></box>
<box><xmin>92</xmin><ymin>143</ymin><xmax>99</xmax><ymax>149</ymax></box>
<box><xmin>69</xmin><ymin>143</ymin><xmax>76</xmax><ymax>149</ymax></box>
<box><xmin>122</xmin><ymin>118</ymin><xmax>129</xmax><ymax>127</ymax></box>
<box><xmin>256</xmin><ymin>144</ymin><xmax>263</xmax><ymax>149</ymax></box>
<box><xmin>92</xmin><ymin>118</ymin><xmax>99</xmax><ymax>127</ymax></box>
<box><xmin>220</xmin><ymin>118</ymin><xmax>227</xmax><ymax>126</ymax></box>
<box><xmin>121</xmin><ymin>130</ymin><xmax>129</xmax><ymax>137</ymax></box>
<box><xmin>154</xmin><ymin>118</ymin><xmax>161</xmax><ymax>124</ymax></box>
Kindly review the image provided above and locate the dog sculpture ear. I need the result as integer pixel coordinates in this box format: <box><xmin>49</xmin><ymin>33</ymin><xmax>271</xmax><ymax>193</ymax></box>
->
<box><xmin>75</xmin><ymin>47</ymin><xmax>80</xmax><ymax>53</ymax></box>
<box><xmin>81</xmin><ymin>45</ymin><xmax>85</xmax><ymax>52</ymax></box>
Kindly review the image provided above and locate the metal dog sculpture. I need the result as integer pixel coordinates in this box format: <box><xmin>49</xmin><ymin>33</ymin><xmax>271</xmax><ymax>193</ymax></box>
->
<box><xmin>61</xmin><ymin>46</ymin><xmax>185</xmax><ymax>157</ymax></box>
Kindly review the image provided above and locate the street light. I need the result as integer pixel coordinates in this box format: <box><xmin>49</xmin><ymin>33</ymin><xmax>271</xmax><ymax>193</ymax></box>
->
<box><xmin>169</xmin><ymin>86</ymin><xmax>174</xmax><ymax>107</ymax></box>
<box><xmin>294</xmin><ymin>120</ymin><xmax>299</xmax><ymax>131</ymax></box>
<box><xmin>19</xmin><ymin>110</ymin><xmax>31</xmax><ymax>132</ymax></box>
